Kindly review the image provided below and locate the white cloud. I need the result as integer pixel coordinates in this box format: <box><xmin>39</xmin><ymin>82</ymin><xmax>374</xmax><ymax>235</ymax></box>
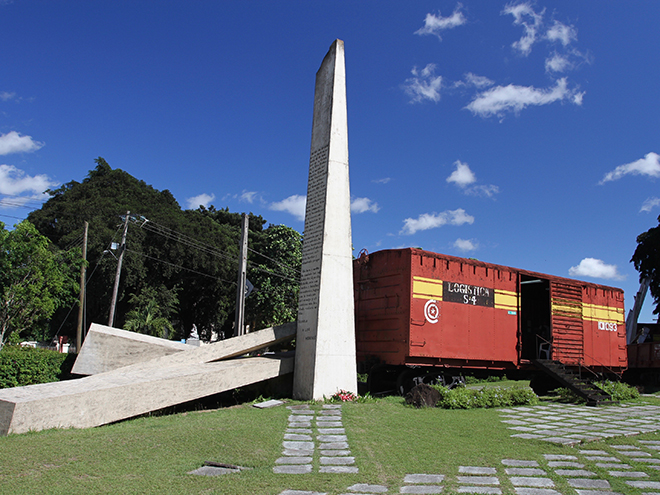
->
<box><xmin>465</xmin><ymin>78</ymin><xmax>582</xmax><ymax>118</ymax></box>
<box><xmin>502</xmin><ymin>1</ymin><xmax>545</xmax><ymax>56</ymax></box>
<box><xmin>0</xmin><ymin>91</ymin><xmax>17</xmax><ymax>101</ymax></box>
<box><xmin>415</xmin><ymin>4</ymin><xmax>467</xmax><ymax>41</ymax></box>
<box><xmin>463</xmin><ymin>73</ymin><xmax>494</xmax><ymax>88</ymax></box>
<box><xmin>447</xmin><ymin>160</ymin><xmax>476</xmax><ymax>187</ymax></box>
<box><xmin>400</xmin><ymin>208</ymin><xmax>474</xmax><ymax>235</ymax></box>
<box><xmin>186</xmin><ymin>193</ymin><xmax>215</xmax><ymax>209</ymax></box>
<box><xmin>568</xmin><ymin>258</ymin><xmax>625</xmax><ymax>281</ymax></box>
<box><xmin>351</xmin><ymin>197</ymin><xmax>380</xmax><ymax>214</ymax></box>
<box><xmin>466</xmin><ymin>184</ymin><xmax>500</xmax><ymax>198</ymax></box>
<box><xmin>404</xmin><ymin>64</ymin><xmax>442</xmax><ymax>103</ymax></box>
<box><xmin>545</xmin><ymin>20</ymin><xmax>577</xmax><ymax>46</ymax></box>
<box><xmin>373</xmin><ymin>177</ymin><xmax>391</xmax><ymax>184</ymax></box>
<box><xmin>446</xmin><ymin>160</ymin><xmax>499</xmax><ymax>198</ymax></box>
<box><xmin>641</xmin><ymin>197</ymin><xmax>660</xmax><ymax>213</ymax></box>
<box><xmin>239</xmin><ymin>190</ymin><xmax>258</xmax><ymax>203</ymax></box>
<box><xmin>454</xmin><ymin>238</ymin><xmax>478</xmax><ymax>252</ymax></box>
<box><xmin>0</xmin><ymin>164</ymin><xmax>56</xmax><ymax>196</ymax></box>
<box><xmin>599</xmin><ymin>152</ymin><xmax>660</xmax><ymax>184</ymax></box>
<box><xmin>545</xmin><ymin>53</ymin><xmax>572</xmax><ymax>73</ymax></box>
<box><xmin>0</xmin><ymin>131</ymin><xmax>44</xmax><ymax>155</ymax></box>
<box><xmin>270</xmin><ymin>194</ymin><xmax>306</xmax><ymax>221</ymax></box>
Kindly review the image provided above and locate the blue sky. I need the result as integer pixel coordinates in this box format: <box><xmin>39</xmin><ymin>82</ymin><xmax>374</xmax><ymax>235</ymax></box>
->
<box><xmin>0</xmin><ymin>1</ymin><xmax>659</xmax><ymax>321</ymax></box>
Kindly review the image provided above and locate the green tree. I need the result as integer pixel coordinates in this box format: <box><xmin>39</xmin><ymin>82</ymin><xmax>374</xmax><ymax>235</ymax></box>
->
<box><xmin>0</xmin><ymin>221</ymin><xmax>80</xmax><ymax>349</ymax></box>
<box><xmin>245</xmin><ymin>224</ymin><xmax>302</xmax><ymax>329</ymax></box>
<box><xmin>632</xmin><ymin>214</ymin><xmax>660</xmax><ymax>314</ymax></box>
<box><xmin>27</xmin><ymin>158</ymin><xmax>292</xmax><ymax>342</ymax></box>
<box><xmin>123</xmin><ymin>287</ymin><xmax>177</xmax><ymax>338</ymax></box>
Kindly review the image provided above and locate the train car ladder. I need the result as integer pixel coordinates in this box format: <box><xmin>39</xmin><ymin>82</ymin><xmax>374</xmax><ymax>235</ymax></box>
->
<box><xmin>533</xmin><ymin>359</ymin><xmax>616</xmax><ymax>406</ymax></box>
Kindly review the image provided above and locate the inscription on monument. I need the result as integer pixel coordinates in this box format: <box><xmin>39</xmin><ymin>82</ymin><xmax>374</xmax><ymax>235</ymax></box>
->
<box><xmin>297</xmin><ymin>144</ymin><xmax>329</xmax><ymax>341</ymax></box>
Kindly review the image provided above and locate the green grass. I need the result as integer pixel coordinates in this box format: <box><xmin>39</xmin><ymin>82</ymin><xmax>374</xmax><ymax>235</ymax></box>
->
<box><xmin>1</xmin><ymin>395</ymin><xmax>660</xmax><ymax>494</ymax></box>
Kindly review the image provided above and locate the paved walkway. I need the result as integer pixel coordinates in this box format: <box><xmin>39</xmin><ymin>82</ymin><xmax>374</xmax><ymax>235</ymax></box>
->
<box><xmin>499</xmin><ymin>403</ymin><xmax>660</xmax><ymax>445</ymax></box>
<box><xmin>274</xmin><ymin>404</ymin><xmax>358</xmax><ymax>474</ymax></box>
<box><xmin>276</xmin><ymin>402</ymin><xmax>660</xmax><ymax>494</ymax></box>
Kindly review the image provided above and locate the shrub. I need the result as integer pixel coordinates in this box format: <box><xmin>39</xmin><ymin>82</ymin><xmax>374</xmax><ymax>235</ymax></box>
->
<box><xmin>432</xmin><ymin>384</ymin><xmax>538</xmax><ymax>409</ymax></box>
<box><xmin>0</xmin><ymin>346</ymin><xmax>75</xmax><ymax>389</ymax></box>
<box><xmin>598</xmin><ymin>380</ymin><xmax>640</xmax><ymax>401</ymax></box>
<box><xmin>556</xmin><ymin>380</ymin><xmax>640</xmax><ymax>403</ymax></box>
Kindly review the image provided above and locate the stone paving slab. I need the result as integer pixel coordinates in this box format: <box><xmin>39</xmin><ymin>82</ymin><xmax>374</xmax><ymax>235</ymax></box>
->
<box><xmin>554</xmin><ymin>469</ymin><xmax>595</xmax><ymax>477</ymax></box>
<box><xmin>626</xmin><ymin>480</ymin><xmax>660</xmax><ymax>489</ymax></box>
<box><xmin>321</xmin><ymin>449</ymin><xmax>351</xmax><ymax>456</ymax></box>
<box><xmin>276</xmin><ymin>456</ymin><xmax>313</xmax><ymax>464</ymax></box>
<box><xmin>459</xmin><ymin>466</ymin><xmax>497</xmax><ymax>475</ymax></box>
<box><xmin>403</xmin><ymin>474</ymin><xmax>445</xmax><ymax>484</ymax></box>
<box><xmin>457</xmin><ymin>476</ymin><xmax>499</xmax><ymax>485</ymax></box>
<box><xmin>566</xmin><ymin>479</ymin><xmax>611</xmax><ymax>489</ymax></box>
<box><xmin>510</xmin><ymin>477</ymin><xmax>554</xmax><ymax>487</ymax></box>
<box><xmin>513</xmin><ymin>488</ymin><xmax>560</xmax><ymax>495</ymax></box>
<box><xmin>547</xmin><ymin>461</ymin><xmax>583</xmax><ymax>468</ymax></box>
<box><xmin>456</xmin><ymin>488</ymin><xmax>501</xmax><ymax>494</ymax></box>
<box><xmin>505</xmin><ymin>468</ymin><xmax>546</xmax><ymax>476</ymax></box>
<box><xmin>608</xmin><ymin>470</ymin><xmax>648</xmax><ymax>477</ymax></box>
<box><xmin>320</xmin><ymin>466</ymin><xmax>359</xmax><ymax>474</ymax></box>
<box><xmin>274</xmin><ymin>465</ymin><xmax>313</xmax><ymax>474</ymax></box>
<box><xmin>502</xmin><ymin>460</ymin><xmax>539</xmax><ymax>467</ymax></box>
<box><xmin>320</xmin><ymin>456</ymin><xmax>355</xmax><ymax>465</ymax></box>
<box><xmin>399</xmin><ymin>486</ymin><xmax>444</xmax><ymax>494</ymax></box>
<box><xmin>346</xmin><ymin>484</ymin><xmax>388</xmax><ymax>493</ymax></box>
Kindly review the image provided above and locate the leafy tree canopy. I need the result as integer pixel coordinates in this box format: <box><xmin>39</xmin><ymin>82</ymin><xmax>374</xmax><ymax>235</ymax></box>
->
<box><xmin>27</xmin><ymin>158</ymin><xmax>301</xmax><ymax>342</ymax></box>
<box><xmin>632</xmin><ymin>214</ymin><xmax>660</xmax><ymax>315</ymax></box>
<box><xmin>0</xmin><ymin>221</ymin><xmax>80</xmax><ymax>349</ymax></box>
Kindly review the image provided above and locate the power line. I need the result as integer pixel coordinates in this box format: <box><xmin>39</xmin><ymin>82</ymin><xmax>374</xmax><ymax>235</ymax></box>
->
<box><xmin>125</xmin><ymin>248</ymin><xmax>237</xmax><ymax>285</ymax></box>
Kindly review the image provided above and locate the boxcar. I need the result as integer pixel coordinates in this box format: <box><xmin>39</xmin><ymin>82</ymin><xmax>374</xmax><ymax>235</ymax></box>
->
<box><xmin>353</xmin><ymin>248</ymin><xmax>627</xmax><ymax>393</ymax></box>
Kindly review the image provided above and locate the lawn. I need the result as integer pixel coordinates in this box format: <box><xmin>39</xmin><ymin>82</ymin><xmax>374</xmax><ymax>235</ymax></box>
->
<box><xmin>1</xmin><ymin>393</ymin><xmax>660</xmax><ymax>494</ymax></box>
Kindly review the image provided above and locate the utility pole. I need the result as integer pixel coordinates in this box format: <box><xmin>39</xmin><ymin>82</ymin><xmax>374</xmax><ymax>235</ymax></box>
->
<box><xmin>76</xmin><ymin>221</ymin><xmax>88</xmax><ymax>352</ymax></box>
<box><xmin>234</xmin><ymin>213</ymin><xmax>249</xmax><ymax>337</ymax></box>
<box><xmin>108</xmin><ymin>212</ymin><xmax>130</xmax><ymax>327</ymax></box>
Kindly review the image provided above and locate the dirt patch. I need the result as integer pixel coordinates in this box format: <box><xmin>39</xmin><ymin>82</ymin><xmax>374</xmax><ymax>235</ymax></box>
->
<box><xmin>405</xmin><ymin>384</ymin><xmax>440</xmax><ymax>408</ymax></box>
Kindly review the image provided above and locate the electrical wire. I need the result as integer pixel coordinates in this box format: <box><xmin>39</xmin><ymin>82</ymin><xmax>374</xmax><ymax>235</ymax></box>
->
<box><xmin>125</xmin><ymin>248</ymin><xmax>237</xmax><ymax>286</ymax></box>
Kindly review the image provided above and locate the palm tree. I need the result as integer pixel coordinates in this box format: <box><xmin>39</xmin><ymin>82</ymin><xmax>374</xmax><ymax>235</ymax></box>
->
<box><xmin>124</xmin><ymin>298</ymin><xmax>174</xmax><ymax>339</ymax></box>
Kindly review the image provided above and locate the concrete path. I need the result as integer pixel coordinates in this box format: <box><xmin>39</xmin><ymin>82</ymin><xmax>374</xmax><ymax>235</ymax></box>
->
<box><xmin>274</xmin><ymin>404</ymin><xmax>358</xmax><ymax>474</ymax></box>
<box><xmin>499</xmin><ymin>403</ymin><xmax>660</xmax><ymax>445</ymax></box>
<box><xmin>277</xmin><ymin>402</ymin><xmax>660</xmax><ymax>494</ymax></box>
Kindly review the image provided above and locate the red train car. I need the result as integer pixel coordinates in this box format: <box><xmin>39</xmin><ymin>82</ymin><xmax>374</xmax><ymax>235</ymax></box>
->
<box><xmin>353</xmin><ymin>248</ymin><xmax>627</xmax><ymax>393</ymax></box>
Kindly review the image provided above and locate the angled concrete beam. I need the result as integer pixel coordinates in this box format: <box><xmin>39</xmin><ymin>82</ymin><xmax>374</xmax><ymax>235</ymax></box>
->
<box><xmin>0</xmin><ymin>322</ymin><xmax>296</xmax><ymax>436</ymax></box>
<box><xmin>0</xmin><ymin>355</ymin><xmax>293</xmax><ymax>436</ymax></box>
<box><xmin>72</xmin><ymin>324</ymin><xmax>192</xmax><ymax>375</ymax></box>
<box><xmin>73</xmin><ymin>321</ymin><xmax>296</xmax><ymax>375</ymax></box>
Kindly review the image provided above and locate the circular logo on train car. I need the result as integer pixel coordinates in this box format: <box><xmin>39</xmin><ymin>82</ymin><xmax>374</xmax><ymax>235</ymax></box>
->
<box><xmin>424</xmin><ymin>299</ymin><xmax>439</xmax><ymax>324</ymax></box>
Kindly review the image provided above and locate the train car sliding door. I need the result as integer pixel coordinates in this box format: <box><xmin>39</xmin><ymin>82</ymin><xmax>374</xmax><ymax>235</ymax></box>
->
<box><xmin>519</xmin><ymin>275</ymin><xmax>552</xmax><ymax>360</ymax></box>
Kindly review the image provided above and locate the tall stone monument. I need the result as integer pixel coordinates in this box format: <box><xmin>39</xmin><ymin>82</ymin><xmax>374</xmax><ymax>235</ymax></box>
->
<box><xmin>293</xmin><ymin>40</ymin><xmax>357</xmax><ymax>400</ymax></box>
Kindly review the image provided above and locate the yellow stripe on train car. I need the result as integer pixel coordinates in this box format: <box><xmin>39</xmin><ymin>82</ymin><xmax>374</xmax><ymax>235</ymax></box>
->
<box><xmin>582</xmin><ymin>303</ymin><xmax>624</xmax><ymax>323</ymax></box>
<box><xmin>412</xmin><ymin>276</ymin><xmax>443</xmax><ymax>300</ymax></box>
<box><xmin>494</xmin><ymin>289</ymin><xmax>518</xmax><ymax>311</ymax></box>
<box><xmin>551</xmin><ymin>299</ymin><xmax>583</xmax><ymax>318</ymax></box>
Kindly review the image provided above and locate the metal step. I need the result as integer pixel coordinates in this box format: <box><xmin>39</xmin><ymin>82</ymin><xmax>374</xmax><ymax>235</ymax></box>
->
<box><xmin>533</xmin><ymin>359</ymin><xmax>616</xmax><ymax>407</ymax></box>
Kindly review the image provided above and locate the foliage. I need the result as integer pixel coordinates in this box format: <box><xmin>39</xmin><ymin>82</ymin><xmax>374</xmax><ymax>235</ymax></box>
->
<box><xmin>27</xmin><ymin>158</ymin><xmax>297</xmax><ymax>342</ymax></box>
<box><xmin>432</xmin><ymin>384</ymin><xmax>539</xmax><ymax>409</ymax></box>
<box><xmin>632</xmin><ymin>214</ymin><xmax>660</xmax><ymax>314</ymax></box>
<box><xmin>0</xmin><ymin>346</ymin><xmax>75</xmax><ymax>389</ymax></box>
<box><xmin>556</xmin><ymin>380</ymin><xmax>640</xmax><ymax>403</ymax></box>
<box><xmin>123</xmin><ymin>287</ymin><xmax>177</xmax><ymax>339</ymax></box>
<box><xmin>0</xmin><ymin>221</ymin><xmax>81</xmax><ymax>349</ymax></box>
<box><xmin>599</xmin><ymin>379</ymin><xmax>640</xmax><ymax>400</ymax></box>
<box><xmin>245</xmin><ymin>224</ymin><xmax>301</xmax><ymax>329</ymax></box>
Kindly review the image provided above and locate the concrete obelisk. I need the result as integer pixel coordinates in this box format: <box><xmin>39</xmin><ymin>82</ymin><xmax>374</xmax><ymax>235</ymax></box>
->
<box><xmin>293</xmin><ymin>40</ymin><xmax>357</xmax><ymax>400</ymax></box>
